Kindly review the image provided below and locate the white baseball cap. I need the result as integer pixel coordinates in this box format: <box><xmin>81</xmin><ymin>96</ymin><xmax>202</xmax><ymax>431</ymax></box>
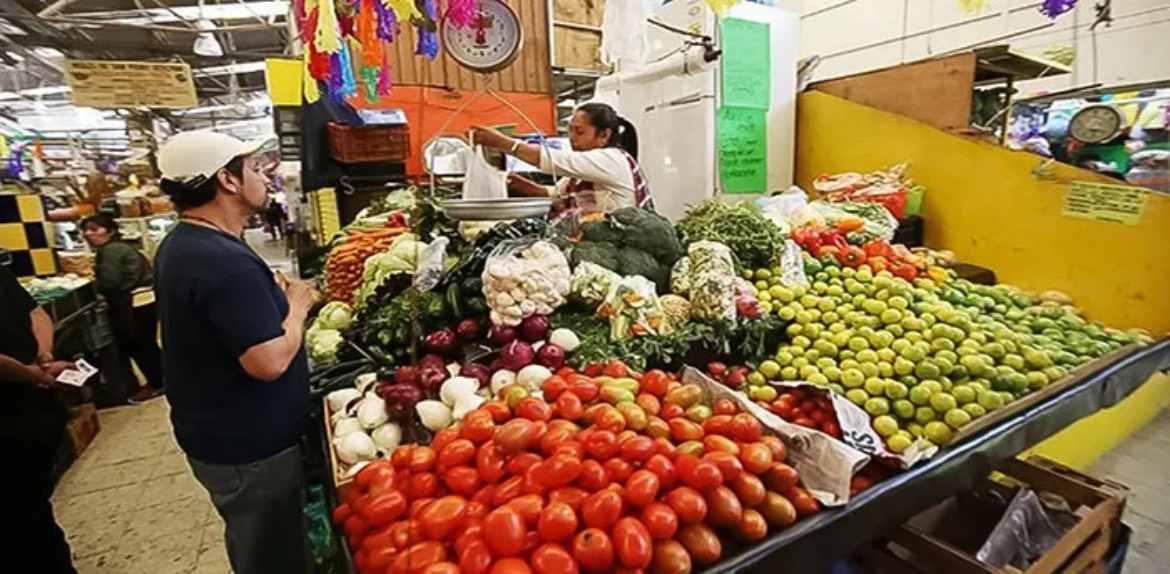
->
<box><xmin>157</xmin><ymin>131</ymin><xmax>272</xmax><ymax>186</ymax></box>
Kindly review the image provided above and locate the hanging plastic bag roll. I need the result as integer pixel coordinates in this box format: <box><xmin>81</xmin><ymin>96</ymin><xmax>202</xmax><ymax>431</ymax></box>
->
<box><xmin>462</xmin><ymin>145</ymin><xmax>508</xmax><ymax>200</ymax></box>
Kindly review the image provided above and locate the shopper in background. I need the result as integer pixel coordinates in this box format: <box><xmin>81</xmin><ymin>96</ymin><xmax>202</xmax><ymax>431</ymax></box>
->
<box><xmin>80</xmin><ymin>214</ymin><xmax>165</xmax><ymax>404</ymax></box>
<box><xmin>470</xmin><ymin>102</ymin><xmax>655</xmax><ymax>217</ymax></box>
<box><xmin>0</xmin><ymin>265</ymin><xmax>77</xmax><ymax>573</ymax></box>
<box><xmin>154</xmin><ymin>132</ymin><xmax>315</xmax><ymax>574</ymax></box>
<box><xmin>264</xmin><ymin>198</ymin><xmax>285</xmax><ymax>241</ymax></box>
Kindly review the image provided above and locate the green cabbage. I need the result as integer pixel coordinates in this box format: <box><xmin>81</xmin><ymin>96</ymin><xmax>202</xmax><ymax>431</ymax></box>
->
<box><xmin>315</xmin><ymin>301</ymin><xmax>353</xmax><ymax>331</ymax></box>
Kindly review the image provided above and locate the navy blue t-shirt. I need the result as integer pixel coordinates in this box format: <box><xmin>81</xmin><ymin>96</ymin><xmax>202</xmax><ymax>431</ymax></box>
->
<box><xmin>155</xmin><ymin>223</ymin><xmax>309</xmax><ymax>465</ymax></box>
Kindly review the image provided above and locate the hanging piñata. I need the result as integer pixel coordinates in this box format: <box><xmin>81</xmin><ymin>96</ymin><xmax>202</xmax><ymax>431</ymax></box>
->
<box><xmin>1039</xmin><ymin>0</ymin><xmax>1077</xmax><ymax>18</ymax></box>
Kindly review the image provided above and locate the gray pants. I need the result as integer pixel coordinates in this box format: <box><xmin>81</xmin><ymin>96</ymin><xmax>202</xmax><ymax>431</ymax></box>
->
<box><xmin>188</xmin><ymin>445</ymin><xmax>309</xmax><ymax>574</ymax></box>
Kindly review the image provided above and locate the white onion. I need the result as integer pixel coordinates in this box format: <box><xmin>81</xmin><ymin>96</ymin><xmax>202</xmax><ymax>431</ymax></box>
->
<box><xmin>416</xmin><ymin>400</ymin><xmax>453</xmax><ymax>431</ymax></box>
<box><xmin>333</xmin><ymin>417</ymin><xmax>363</xmax><ymax>437</ymax></box>
<box><xmin>335</xmin><ymin>432</ymin><xmax>376</xmax><ymax>464</ymax></box>
<box><xmin>326</xmin><ymin>389</ymin><xmax>362</xmax><ymax>412</ymax></box>
<box><xmin>356</xmin><ymin>395</ymin><xmax>389</xmax><ymax>429</ymax></box>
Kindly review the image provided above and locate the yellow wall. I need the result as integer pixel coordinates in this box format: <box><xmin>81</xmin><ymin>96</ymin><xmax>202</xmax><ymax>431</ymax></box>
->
<box><xmin>794</xmin><ymin>91</ymin><xmax>1170</xmax><ymax>468</ymax></box>
<box><xmin>795</xmin><ymin>91</ymin><xmax>1170</xmax><ymax>335</ymax></box>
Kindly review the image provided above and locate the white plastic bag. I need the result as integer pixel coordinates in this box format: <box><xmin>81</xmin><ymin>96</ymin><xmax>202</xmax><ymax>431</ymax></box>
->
<box><xmin>601</xmin><ymin>0</ymin><xmax>649</xmax><ymax>67</ymax></box>
<box><xmin>462</xmin><ymin>145</ymin><xmax>508</xmax><ymax>200</ymax></box>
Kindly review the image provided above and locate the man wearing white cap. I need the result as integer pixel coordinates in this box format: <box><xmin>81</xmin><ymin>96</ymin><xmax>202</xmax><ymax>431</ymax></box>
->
<box><xmin>153</xmin><ymin>131</ymin><xmax>314</xmax><ymax>574</ymax></box>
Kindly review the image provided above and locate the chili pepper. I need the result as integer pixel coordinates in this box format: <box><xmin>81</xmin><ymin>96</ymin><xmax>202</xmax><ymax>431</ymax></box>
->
<box><xmin>792</xmin><ymin>228</ymin><xmax>821</xmax><ymax>250</ymax></box>
<box><xmin>891</xmin><ymin>262</ymin><xmax>919</xmax><ymax>280</ymax></box>
<box><xmin>836</xmin><ymin>246</ymin><xmax>867</xmax><ymax>268</ymax></box>
<box><xmin>834</xmin><ymin>218</ymin><xmax>865</xmax><ymax>233</ymax></box>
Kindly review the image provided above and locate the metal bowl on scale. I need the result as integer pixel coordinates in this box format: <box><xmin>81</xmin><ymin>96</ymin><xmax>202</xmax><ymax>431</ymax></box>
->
<box><xmin>439</xmin><ymin>198</ymin><xmax>552</xmax><ymax>221</ymax></box>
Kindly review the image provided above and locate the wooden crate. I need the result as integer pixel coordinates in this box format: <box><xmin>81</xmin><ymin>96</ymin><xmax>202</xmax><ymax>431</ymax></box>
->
<box><xmin>866</xmin><ymin>456</ymin><xmax>1127</xmax><ymax>574</ymax></box>
<box><xmin>322</xmin><ymin>401</ymin><xmax>355</xmax><ymax>489</ymax></box>
<box><xmin>65</xmin><ymin>404</ymin><xmax>101</xmax><ymax>458</ymax></box>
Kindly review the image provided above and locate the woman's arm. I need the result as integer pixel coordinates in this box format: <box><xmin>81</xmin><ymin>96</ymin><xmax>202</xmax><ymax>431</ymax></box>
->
<box><xmin>506</xmin><ymin>174</ymin><xmax>551</xmax><ymax>198</ymax></box>
<box><xmin>0</xmin><ymin>354</ymin><xmax>51</xmax><ymax>387</ymax></box>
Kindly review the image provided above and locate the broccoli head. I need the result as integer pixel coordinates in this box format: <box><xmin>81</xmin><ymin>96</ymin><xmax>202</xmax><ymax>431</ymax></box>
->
<box><xmin>617</xmin><ymin>247</ymin><xmax>669</xmax><ymax>293</ymax></box>
<box><xmin>581</xmin><ymin>220</ymin><xmax>626</xmax><ymax>245</ymax></box>
<box><xmin>611</xmin><ymin>208</ymin><xmax>683</xmax><ymax>266</ymax></box>
<box><xmin>571</xmin><ymin>241</ymin><xmax>622</xmax><ymax>272</ymax></box>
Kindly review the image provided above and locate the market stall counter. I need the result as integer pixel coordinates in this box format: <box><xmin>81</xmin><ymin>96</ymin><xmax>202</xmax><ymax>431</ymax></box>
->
<box><xmin>715</xmin><ymin>339</ymin><xmax>1170</xmax><ymax>573</ymax></box>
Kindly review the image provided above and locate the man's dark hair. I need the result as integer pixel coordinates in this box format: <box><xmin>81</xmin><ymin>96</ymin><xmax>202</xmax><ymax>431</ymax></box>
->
<box><xmin>159</xmin><ymin>156</ymin><xmax>245</xmax><ymax>211</ymax></box>
<box><xmin>80</xmin><ymin>214</ymin><xmax>119</xmax><ymax>238</ymax></box>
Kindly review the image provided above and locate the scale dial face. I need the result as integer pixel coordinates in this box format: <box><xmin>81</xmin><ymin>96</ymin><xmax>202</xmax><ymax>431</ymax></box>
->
<box><xmin>441</xmin><ymin>0</ymin><xmax>524</xmax><ymax>73</ymax></box>
<box><xmin>1069</xmin><ymin>105</ymin><xmax>1123</xmax><ymax>144</ymax></box>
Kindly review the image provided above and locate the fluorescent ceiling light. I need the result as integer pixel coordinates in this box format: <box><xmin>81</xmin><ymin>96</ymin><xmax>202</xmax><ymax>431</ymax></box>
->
<box><xmin>100</xmin><ymin>1</ymin><xmax>289</xmax><ymax>26</ymax></box>
<box><xmin>34</xmin><ymin>48</ymin><xmax>64</xmax><ymax>58</ymax></box>
<box><xmin>195</xmin><ymin>61</ymin><xmax>267</xmax><ymax>77</ymax></box>
<box><xmin>193</xmin><ymin>20</ymin><xmax>224</xmax><ymax>57</ymax></box>
<box><xmin>0</xmin><ymin>86</ymin><xmax>73</xmax><ymax>101</ymax></box>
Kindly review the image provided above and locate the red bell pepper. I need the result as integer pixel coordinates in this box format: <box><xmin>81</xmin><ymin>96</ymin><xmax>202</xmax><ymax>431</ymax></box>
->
<box><xmin>837</xmin><ymin>246</ymin><xmax>868</xmax><ymax>268</ymax></box>
<box><xmin>891</xmin><ymin>262</ymin><xmax>918</xmax><ymax>280</ymax></box>
<box><xmin>862</xmin><ymin>240</ymin><xmax>893</xmax><ymax>259</ymax></box>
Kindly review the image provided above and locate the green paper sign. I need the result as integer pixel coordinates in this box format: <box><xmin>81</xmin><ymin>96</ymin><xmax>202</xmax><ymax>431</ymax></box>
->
<box><xmin>720</xmin><ymin>18</ymin><xmax>771</xmax><ymax>110</ymax></box>
<box><xmin>718</xmin><ymin>106</ymin><xmax>767</xmax><ymax>194</ymax></box>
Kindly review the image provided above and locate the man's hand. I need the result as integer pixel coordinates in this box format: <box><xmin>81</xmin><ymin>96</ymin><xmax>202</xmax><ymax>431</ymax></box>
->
<box><xmin>41</xmin><ymin>360</ymin><xmax>75</xmax><ymax>379</ymax></box>
<box><xmin>284</xmin><ymin>279</ymin><xmax>318</xmax><ymax>313</ymax></box>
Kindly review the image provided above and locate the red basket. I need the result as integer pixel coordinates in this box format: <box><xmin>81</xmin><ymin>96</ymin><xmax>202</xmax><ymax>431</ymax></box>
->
<box><xmin>327</xmin><ymin>122</ymin><xmax>410</xmax><ymax>164</ymax></box>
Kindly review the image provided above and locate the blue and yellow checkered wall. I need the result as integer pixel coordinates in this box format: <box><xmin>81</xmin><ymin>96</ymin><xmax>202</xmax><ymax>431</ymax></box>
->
<box><xmin>0</xmin><ymin>193</ymin><xmax>57</xmax><ymax>278</ymax></box>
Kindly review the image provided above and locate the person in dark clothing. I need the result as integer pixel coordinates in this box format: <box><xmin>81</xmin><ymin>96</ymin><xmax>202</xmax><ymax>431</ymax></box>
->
<box><xmin>264</xmin><ymin>200</ymin><xmax>285</xmax><ymax>241</ymax></box>
<box><xmin>155</xmin><ymin>131</ymin><xmax>314</xmax><ymax>574</ymax></box>
<box><xmin>80</xmin><ymin>214</ymin><xmax>164</xmax><ymax>404</ymax></box>
<box><xmin>0</xmin><ymin>265</ymin><xmax>78</xmax><ymax>573</ymax></box>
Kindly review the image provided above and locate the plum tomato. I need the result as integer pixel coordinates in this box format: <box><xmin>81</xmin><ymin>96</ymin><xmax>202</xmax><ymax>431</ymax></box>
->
<box><xmin>409</xmin><ymin>473</ymin><xmax>439</xmax><ymax>500</ymax></box>
<box><xmin>444</xmin><ymin>466</ymin><xmax>480</xmax><ymax>496</ymax></box>
<box><xmin>390</xmin><ymin>541</ymin><xmax>447</xmax><ymax>574</ymax></box>
<box><xmin>737</xmin><ymin>508</ymin><xmax>768</xmax><ymax>541</ymax></box>
<box><xmin>729</xmin><ymin>414</ymin><xmax>763</xmax><ymax>442</ymax></box>
<box><xmin>623</xmin><ymin>470</ymin><xmax>661</xmax><ymax>508</ymax></box>
<box><xmin>659</xmin><ymin>402</ymin><xmax>685</xmax><ymax>420</ymax></box>
<box><xmin>643</xmin><ymin>455</ymin><xmax>676</xmax><ymax>490</ymax></box>
<box><xmin>640</xmin><ymin>369</ymin><xmax>671</xmax><ymax>397</ymax></box>
<box><xmin>584</xmin><ymin>430</ymin><xmax>619</xmax><ymax>460</ymax></box>
<box><xmin>603</xmin><ymin>459</ymin><xmax>634</xmax><ymax>483</ymax></box>
<box><xmin>668</xmin><ymin>418</ymin><xmax>704</xmax><ymax>442</ymax></box>
<box><xmin>703</xmin><ymin>414</ymin><xmax>733</xmax><ymax>437</ymax></box>
<box><xmin>531</xmin><ymin>543</ymin><xmax>579</xmax><ymax>574</ymax></box>
<box><xmin>506</xmin><ymin>452</ymin><xmax>543</xmax><ymax>477</ymax></box>
<box><xmin>422</xmin><ymin>562</ymin><xmax>460</xmax><ymax>574</ymax></box>
<box><xmin>483</xmin><ymin>507</ymin><xmax>527</xmax><ymax>557</ymax></box>
<box><xmin>663</xmin><ymin>486</ymin><xmax>707</xmax><ymax>525</ymax></box>
<box><xmin>493</xmin><ymin>476</ymin><xmax>525</xmax><ymax>506</ymax></box>
<box><xmin>495</xmin><ymin>419</ymin><xmax>539</xmax><ymax>454</ymax></box>
<box><xmin>459</xmin><ymin>540</ymin><xmax>492</xmax><ymax>574</ymax></box>
<box><xmin>506</xmin><ymin>493</ymin><xmax>545</xmax><ymax>527</ymax></box>
<box><xmin>476</xmin><ymin>441</ymin><xmax>506</xmax><ymax>484</ymax></box>
<box><xmin>639</xmin><ymin>502</ymin><xmax>679</xmax><ymax>540</ymax></box>
<box><xmin>409</xmin><ymin>446</ymin><xmax>437</xmax><ymax>473</ymax></box>
<box><xmin>738</xmin><ymin>442</ymin><xmax>774</xmax><ymax>475</ymax></box>
<box><xmin>758</xmin><ymin>492</ymin><xmax>797</xmax><ymax>527</ymax></box>
<box><xmin>517</xmin><ymin>397</ymin><xmax>554</xmax><ymax>422</ymax></box>
<box><xmin>636</xmin><ymin>393</ymin><xmax>661</xmax><ymax>416</ymax></box>
<box><xmin>573</xmin><ymin>528</ymin><xmax>615</xmax><ymax>573</ymax></box>
<box><xmin>729</xmin><ymin>474</ymin><xmax>766</xmax><ymax>508</ymax></box>
<box><xmin>569</xmin><ymin>376</ymin><xmax>600</xmax><ymax>402</ymax></box>
<box><xmin>417</xmin><ymin>495</ymin><xmax>468</xmax><ymax>540</ymax></box>
<box><xmin>490</xmin><ymin>558</ymin><xmax>533</xmax><ymax>574</ymax></box>
<box><xmin>543</xmin><ymin>375</ymin><xmax>569</xmax><ymax>402</ymax></box>
<box><xmin>713</xmin><ymin>397</ymin><xmax>738</xmax><ymax>416</ymax></box>
<box><xmin>577</xmin><ymin>459</ymin><xmax>610</xmax><ymax>492</ymax></box>
<box><xmin>763</xmin><ymin>463</ymin><xmax>800</xmax><ymax>493</ymax></box>
<box><xmin>701</xmin><ymin>435</ymin><xmax>739</xmax><ymax>456</ymax></box>
<box><xmin>760</xmin><ymin>435</ymin><xmax>788</xmax><ymax>463</ymax></box>
<box><xmin>548</xmin><ymin>487</ymin><xmax>588</xmax><ymax>513</ymax></box>
<box><xmin>680</xmin><ymin>460</ymin><xmax>723</xmax><ymax>491</ymax></box>
<box><xmin>701</xmin><ymin>451</ymin><xmax>744</xmax><ymax>483</ymax></box>
<box><xmin>612</xmin><ymin>517</ymin><xmax>653</xmax><ymax>569</ymax></box>
<box><xmin>789</xmin><ymin>487</ymin><xmax>821</xmax><ymax>516</ymax></box>
<box><xmin>619</xmin><ymin>435</ymin><xmax>655</xmax><ymax>463</ymax></box>
<box><xmin>537</xmin><ymin>502</ymin><xmax>578</xmax><ymax>543</ymax></box>
<box><xmin>651</xmin><ymin>540</ymin><xmax>691</xmax><ymax>574</ymax></box>
<box><xmin>555</xmin><ymin>392</ymin><xmax>585</xmax><ymax>421</ymax></box>
<box><xmin>581</xmin><ymin>489</ymin><xmax>623</xmax><ymax>530</ymax></box>
<box><xmin>535</xmin><ymin>455</ymin><xmax>585</xmax><ymax>488</ymax></box>
<box><xmin>703</xmin><ymin>486</ymin><xmax>743</xmax><ymax>528</ymax></box>
<box><xmin>438</xmin><ymin>439</ymin><xmax>477</xmax><ymax>473</ymax></box>
<box><xmin>603</xmin><ymin>360</ymin><xmax>630</xmax><ymax>378</ymax></box>
<box><xmin>461</xmin><ymin>411</ymin><xmax>497</xmax><ymax>444</ymax></box>
<box><xmin>354</xmin><ymin>460</ymin><xmax>396</xmax><ymax>492</ymax></box>
<box><xmin>677</xmin><ymin>524</ymin><xmax>722</xmax><ymax>565</ymax></box>
<box><xmin>358</xmin><ymin>491</ymin><xmax>407</xmax><ymax>527</ymax></box>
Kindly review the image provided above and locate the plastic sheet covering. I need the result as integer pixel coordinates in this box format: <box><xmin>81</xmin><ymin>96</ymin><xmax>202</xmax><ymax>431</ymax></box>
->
<box><xmin>706</xmin><ymin>338</ymin><xmax>1170</xmax><ymax>573</ymax></box>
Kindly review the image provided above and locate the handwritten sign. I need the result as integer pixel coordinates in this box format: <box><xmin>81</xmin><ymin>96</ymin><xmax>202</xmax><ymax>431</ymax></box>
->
<box><xmin>720</xmin><ymin>18</ymin><xmax>770</xmax><ymax>110</ymax></box>
<box><xmin>65</xmin><ymin>60</ymin><xmax>197</xmax><ymax>109</ymax></box>
<box><xmin>1063</xmin><ymin>181</ymin><xmax>1149</xmax><ymax>225</ymax></box>
<box><xmin>718</xmin><ymin>106</ymin><xmax>766</xmax><ymax>194</ymax></box>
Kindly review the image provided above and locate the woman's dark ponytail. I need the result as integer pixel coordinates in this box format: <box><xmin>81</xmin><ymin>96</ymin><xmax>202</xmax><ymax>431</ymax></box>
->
<box><xmin>577</xmin><ymin>102</ymin><xmax>639</xmax><ymax>160</ymax></box>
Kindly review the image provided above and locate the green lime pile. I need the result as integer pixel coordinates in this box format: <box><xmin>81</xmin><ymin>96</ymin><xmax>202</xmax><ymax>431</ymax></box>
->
<box><xmin>746</xmin><ymin>262</ymin><xmax>1151</xmax><ymax>452</ymax></box>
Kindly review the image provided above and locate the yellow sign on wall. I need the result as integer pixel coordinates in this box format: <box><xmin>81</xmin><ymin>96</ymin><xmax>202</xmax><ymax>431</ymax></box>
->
<box><xmin>1062</xmin><ymin>181</ymin><xmax>1150</xmax><ymax>225</ymax></box>
<box><xmin>64</xmin><ymin>60</ymin><xmax>197</xmax><ymax>109</ymax></box>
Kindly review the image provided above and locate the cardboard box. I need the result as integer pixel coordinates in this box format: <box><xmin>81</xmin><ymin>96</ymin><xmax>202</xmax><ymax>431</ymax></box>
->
<box><xmin>66</xmin><ymin>404</ymin><xmax>101</xmax><ymax>457</ymax></box>
<box><xmin>861</xmin><ymin>456</ymin><xmax>1128</xmax><ymax>574</ymax></box>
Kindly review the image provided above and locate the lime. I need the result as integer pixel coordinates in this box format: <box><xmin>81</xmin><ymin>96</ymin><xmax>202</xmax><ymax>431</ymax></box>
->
<box><xmin>808</xmin><ymin>373</ymin><xmax>830</xmax><ymax>386</ymax></box>
<box><xmin>881</xmin><ymin>309</ymin><xmax>904</xmax><ymax>325</ymax></box>
<box><xmin>787</xmin><ymin>324</ymin><xmax>804</xmax><ymax>338</ymax></box>
<box><xmin>778</xmin><ymin>306</ymin><xmax>797</xmax><ymax>321</ymax></box>
<box><xmin>792</xmin><ymin>336</ymin><xmax>811</xmax><ymax>350</ymax></box>
<box><xmin>816</xmin><ymin>357</ymin><xmax>837</xmax><ymax>371</ymax></box>
<box><xmin>944</xmin><ymin>408</ymin><xmax>972</xmax><ymax>430</ymax></box>
<box><xmin>754</xmin><ymin>268</ymin><xmax>772</xmax><ymax>281</ymax></box>
<box><xmin>823</xmin><ymin>366</ymin><xmax>843</xmax><ymax>382</ymax></box>
<box><xmin>751</xmin><ymin>385</ymin><xmax>779</xmax><ymax>401</ymax></box>
<box><xmin>863</xmin><ymin>377</ymin><xmax>886</xmax><ymax>396</ymax></box>
<box><xmin>755</xmin><ymin>280</ymin><xmax>770</xmax><ymax>292</ymax></box>
<box><xmin>1027</xmin><ymin>371</ymin><xmax>1049</xmax><ymax>390</ymax></box>
<box><xmin>848</xmin><ymin>337</ymin><xmax>870</xmax><ymax>352</ymax></box>
<box><xmin>893</xmin><ymin>399</ymin><xmax>916</xmax><ymax>420</ymax></box>
<box><xmin>873</xmin><ymin>415</ymin><xmax>899</xmax><ymax>437</ymax></box>
<box><xmin>906</xmin><ymin>422</ymin><xmax>925</xmax><ymax>438</ymax></box>
<box><xmin>962</xmin><ymin>403</ymin><xmax>987</xmax><ymax>419</ymax></box>
<box><xmin>924</xmin><ymin>421</ymin><xmax>954</xmax><ymax>445</ymax></box>
<box><xmin>1003</xmin><ymin>353</ymin><xmax>1026</xmax><ymax>371</ymax></box>
<box><xmin>856</xmin><ymin>349</ymin><xmax>879</xmax><ymax>364</ymax></box>
<box><xmin>952</xmin><ymin>384</ymin><xmax>977</xmax><ymax>405</ymax></box>
<box><xmin>864</xmin><ymin>397</ymin><xmax>890</xmax><ymax>416</ymax></box>
<box><xmin>929</xmin><ymin>393</ymin><xmax>958</xmax><ymax>413</ymax></box>
<box><xmin>884</xmin><ymin>381</ymin><xmax>909</xmax><ymax>400</ymax></box>
<box><xmin>894</xmin><ymin>357</ymin><xmax>916</xmax><ymax>376</ymax></box>
<box><xmin>845</xmin><ymin>389</ymin><xmax>869</xmax><ymax>405</ymax></box>
<box><xmin>909</xmin><ymin>385</ymin><xmax>933</xmax><ymax>406</ymax></box>
<box><xmin>747</xmin><ymin>371</ymin><xmax>767</xmax><ymax>386</ymax></box>
<box><xmin>877</xmin><ymin>348</ymin><xmax>897</xmax><ymax>362</ymax></box>
<box><xmin>859</xmin><ymin>363</ymin><xmax>880</xmax><ymax>378</ymax></box>
<box><xmin>799</xmin><ymin>365</ymin><xmax>820</xmax><ymax>379</ymax></box>
<box><xmin>829</xmin><ymin>383</ymin><xmax>846</xmax><ymax>395</ymax></box>
<box><xmin>888</xmin><ymin>296</ymin><xmax>909</xmax><ymax>310</ymax></box>
<box><xmin>886</xmin><ymin>434</ymin><xmax>912</xmax><ymax>453</ymax></box>
<box><xmin>759</xmin><ymin>360</ymin><xmax>782</xmax><ymax>379</ymax></box>
<box><xmin>977</xmin><ymin>390</ymin><xmax>1004</xmax><ymax>411</ymax></box>
<box><xmin>915</xmin><ymin>407</ymin><xmax>938</xmax><ymax>424</ymax></box>
<box><xmin>780</xmin><ymin>366</ymin><xmax>799</xmax><ymax>380</ymax></box>
<box><xmin>877</xmin><ymin>362</ymin><xmax>895</xmax><ymax>378</ymax></box>
<box><xmin>915</xmin><ymin>361</ymin><xmax>941</xmax><ymax>380</ymax></box>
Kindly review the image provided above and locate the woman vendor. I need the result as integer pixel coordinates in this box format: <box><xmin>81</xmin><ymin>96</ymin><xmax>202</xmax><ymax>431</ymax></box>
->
<box><xmin>470</xmin><ymin>103</ymin><xmax>654</xmax><ymax>216</ymax></box>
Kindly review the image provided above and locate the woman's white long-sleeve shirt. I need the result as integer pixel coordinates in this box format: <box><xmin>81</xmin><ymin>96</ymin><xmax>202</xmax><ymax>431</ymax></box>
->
<box><xmin>539</xmin><ymin>146</ymin><xmax>636</xmax><ymax>214</ymax></box>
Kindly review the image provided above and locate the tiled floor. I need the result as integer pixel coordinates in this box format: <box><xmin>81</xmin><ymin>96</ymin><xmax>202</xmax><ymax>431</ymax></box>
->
<box><xmin>52</xmin><ymin>399</ymin><xmax>229</xmax><ymax>574</ymax></box>
<box><xmin>1088</xmin><ymin>410</ymin><xmax>1170</xmax><ymax>573</ymax></box>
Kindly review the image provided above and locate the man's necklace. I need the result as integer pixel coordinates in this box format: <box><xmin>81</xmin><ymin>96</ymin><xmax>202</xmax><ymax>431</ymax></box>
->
<box><xmin>181</xmin><ymin>215</ymin><xmax>243</xmax><ymax>241</ymax></box>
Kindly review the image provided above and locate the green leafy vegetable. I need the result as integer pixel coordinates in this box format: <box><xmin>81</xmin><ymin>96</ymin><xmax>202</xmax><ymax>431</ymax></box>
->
<box><xmin>676</xmin><ymin>201</ymin><xmax>785</xmax><ymax>270</ymax></box>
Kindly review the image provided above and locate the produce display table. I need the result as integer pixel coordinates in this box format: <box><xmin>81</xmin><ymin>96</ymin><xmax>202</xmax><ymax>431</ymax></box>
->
<box><xmin>717</xmin><ymin>338</ymin><xmax>1170</xmax><ymax>573</ymax></box>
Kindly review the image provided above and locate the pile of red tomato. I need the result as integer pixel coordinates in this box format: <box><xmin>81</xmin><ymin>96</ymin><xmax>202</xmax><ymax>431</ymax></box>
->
<box><xmin>766</xmin><ymin>387</ymin><xmax>843</xmax><ymax>439</ymax></box>
<box><xmin>332</xmin><ymin>362</ymin><xmax>821</xmax><ymax>574</ymax></box>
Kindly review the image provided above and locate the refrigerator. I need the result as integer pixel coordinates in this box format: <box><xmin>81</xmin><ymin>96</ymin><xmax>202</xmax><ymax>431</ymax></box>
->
<box><xmin>594</xmin><ymin>0</ymin><xmax>800</xmax><ymax>220</ymax></box>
